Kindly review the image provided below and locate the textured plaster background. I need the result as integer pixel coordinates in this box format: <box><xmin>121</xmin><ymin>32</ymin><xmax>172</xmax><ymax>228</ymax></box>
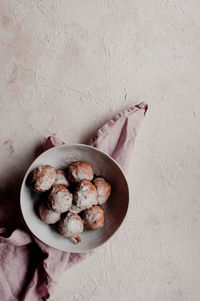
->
<box><xmin>0</xmin><ymin>1</ymin><xmax>200</xmax><ymax>300</ymax></box>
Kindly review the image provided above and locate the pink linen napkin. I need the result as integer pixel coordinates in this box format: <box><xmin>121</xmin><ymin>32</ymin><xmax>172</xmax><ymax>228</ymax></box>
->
<box><xmin>0</xmin><ymin>103</ymin><xmax>148</xmax><ymax>301</ymax></box>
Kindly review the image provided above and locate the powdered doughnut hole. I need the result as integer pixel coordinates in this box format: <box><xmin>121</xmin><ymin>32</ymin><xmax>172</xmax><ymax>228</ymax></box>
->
<box><xmin>83</xmin><ymin>205</ymin><xmax>104</xmax><ymax>230</ymax></box>
<box><xmin>38</xmin><ymin>201</ymin><xmax>60</xmax><ymax>224</ymax></box>
<box><xmin>73</xmin><ymin>179</ymin><xmax>97</xmax><ymax>212</ymax></box>
<box><xmin>47</xmin><ymin>184</ymin><xmax>73</xmax><ymax>213</ymax></box>
<box><xmin>28</xmin><ymin>165</ymin><xmax>56</xmax><ymax>192</ymax></box>
<box><xmin>93</xmin><ymin>177</ymin><xmax>111</xmax><ymax>205</ymax></box>
<box><xmin>68</xmin><ymin>161</ymin><xmax>93</xmax><ymax>183</ymax></box>
<box><xmin>58</xmin><ymin>212</ymin><xmax>84</xmax><ymax>238</ymax></box>
<box><xmin>54</xmin><ymin>170</ymin><xmax>69</xmax><ymax>187</ymax></box>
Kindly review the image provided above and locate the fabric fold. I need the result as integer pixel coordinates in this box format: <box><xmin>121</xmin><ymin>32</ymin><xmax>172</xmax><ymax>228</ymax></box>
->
<box><xmin>89</xmin><ymin>102</ymin><xmax>148</xmax><ymax>170</ymax></box>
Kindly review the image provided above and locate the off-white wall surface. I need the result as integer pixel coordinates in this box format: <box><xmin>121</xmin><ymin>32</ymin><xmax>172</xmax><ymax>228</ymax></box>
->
<box><xmin>0</xmin><ymin>1</ymin><xmax>200</xmax><ymax>300</ymax></box>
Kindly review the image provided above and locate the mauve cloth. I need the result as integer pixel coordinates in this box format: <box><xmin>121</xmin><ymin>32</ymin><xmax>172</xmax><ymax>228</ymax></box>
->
<box><xmin>0</xmin><ymin>103</ymin><xmax>147</xmax><ymax>301</ymax></box>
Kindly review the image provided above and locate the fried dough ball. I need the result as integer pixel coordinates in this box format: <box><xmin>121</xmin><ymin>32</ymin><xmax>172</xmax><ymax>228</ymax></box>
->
<box><xmin>73</xmin><ymin>180</ymin><xmax>97</xmax><ymax>212</ymax></box>
<box><xmin>93</xmin><ymin>177</ymin><xmax>111</xmax><ymax>205</ymax></box>
<box><xmin>38</xmin><ymin>201</ymin><xmax>60</xmax><ymax>224</ymax></box>
<box><xmin>83</xmin><ymin>205</ymin><xmax>104</xmax><ymax>230</ymax></box>
<box><xmin>28</xmin><ymin>165</ymin><xmax>56</xmax><ymax>192</ymax></box>
<box><xmin>54</xmin><ymin>170</ymin><xmax>69</xmax><ymax>187</ymax></box>
<box><xmin>47</xmin><ymin>184</ymin><xmax>72</xmax><ymax>213</ymax></box>
<box><xmin>58</xmin><ymin>212</ymin><xmax>84</xmax><ymax>238</ymax></box>
<box><xmin>68</xmin><ymin>161</ymin><xmax>93</xmax><ymax>183</ymax></box>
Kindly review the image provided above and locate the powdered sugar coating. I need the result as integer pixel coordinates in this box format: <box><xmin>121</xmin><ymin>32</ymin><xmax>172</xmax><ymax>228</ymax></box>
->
<box><xmin>73</xmin><ymin>180</ymin><xmax>97</xmax><ymax>212</ymax></box>
<box><xmin>58</xmin><ymin>212</ymin><xmax>84</xmax><ymax>238</ymax></box>
<box><xmin>54</xmin><ymin>170</ymin><xmax>69</xmax><ymax>187</ymax></box>
<box><xmin>93</xmin><ymin>177</ymin><xmax>111</xmax><ymax>205</ymax></box>
<box><xmin>28</xmin><ymin>165</ymin><xmax>56</xmax><ymax>192</ymax></box>
<box><xmin>47</xmin><ymin>184</ymin><xmax>72</xmax><ymax>213</ymax></box>
<box><xmin>38</xmin><ymin>201</ymin><xmax>60</xmax><ymax>224</ymax></box>
<box><xmin>83</xmin><ymin>205</ymin><xmax>104</xmax><ymax>230</ymax></box>
<box><xmin>69</xmin><ymin>205</ymin><xmax>82</xmax><ymax>214</ymax></box>
<box><xmin>68</xmin><ymin>161</ymin><xmax>93</xmax><ymax>183</ymax></box>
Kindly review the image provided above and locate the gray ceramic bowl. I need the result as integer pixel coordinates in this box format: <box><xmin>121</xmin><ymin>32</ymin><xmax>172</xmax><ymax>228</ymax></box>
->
<box><xmin>20</xmin><ymin>144</ymin><xmax>129</xmax><ymax>252</ymax></box>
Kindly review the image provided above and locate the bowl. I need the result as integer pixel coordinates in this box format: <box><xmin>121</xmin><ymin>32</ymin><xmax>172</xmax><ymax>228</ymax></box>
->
<box><xmin>20</xmin><ymin>144</ymin><xmax>129</xmax><ymax>252</ymax></box>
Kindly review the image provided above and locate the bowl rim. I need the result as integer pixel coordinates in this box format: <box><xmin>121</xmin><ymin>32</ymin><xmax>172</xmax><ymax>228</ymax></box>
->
<box><xmin>20</xmin><ymin>143</ymin><xmax>129</xmax><ymax>252</ymax></box>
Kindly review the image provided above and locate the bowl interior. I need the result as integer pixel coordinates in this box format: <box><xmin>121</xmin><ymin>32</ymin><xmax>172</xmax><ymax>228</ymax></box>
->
<box><xmin>20</xmin><ymin>144</ymin><xmax>129</xmax><ymax>252</ymax></box>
